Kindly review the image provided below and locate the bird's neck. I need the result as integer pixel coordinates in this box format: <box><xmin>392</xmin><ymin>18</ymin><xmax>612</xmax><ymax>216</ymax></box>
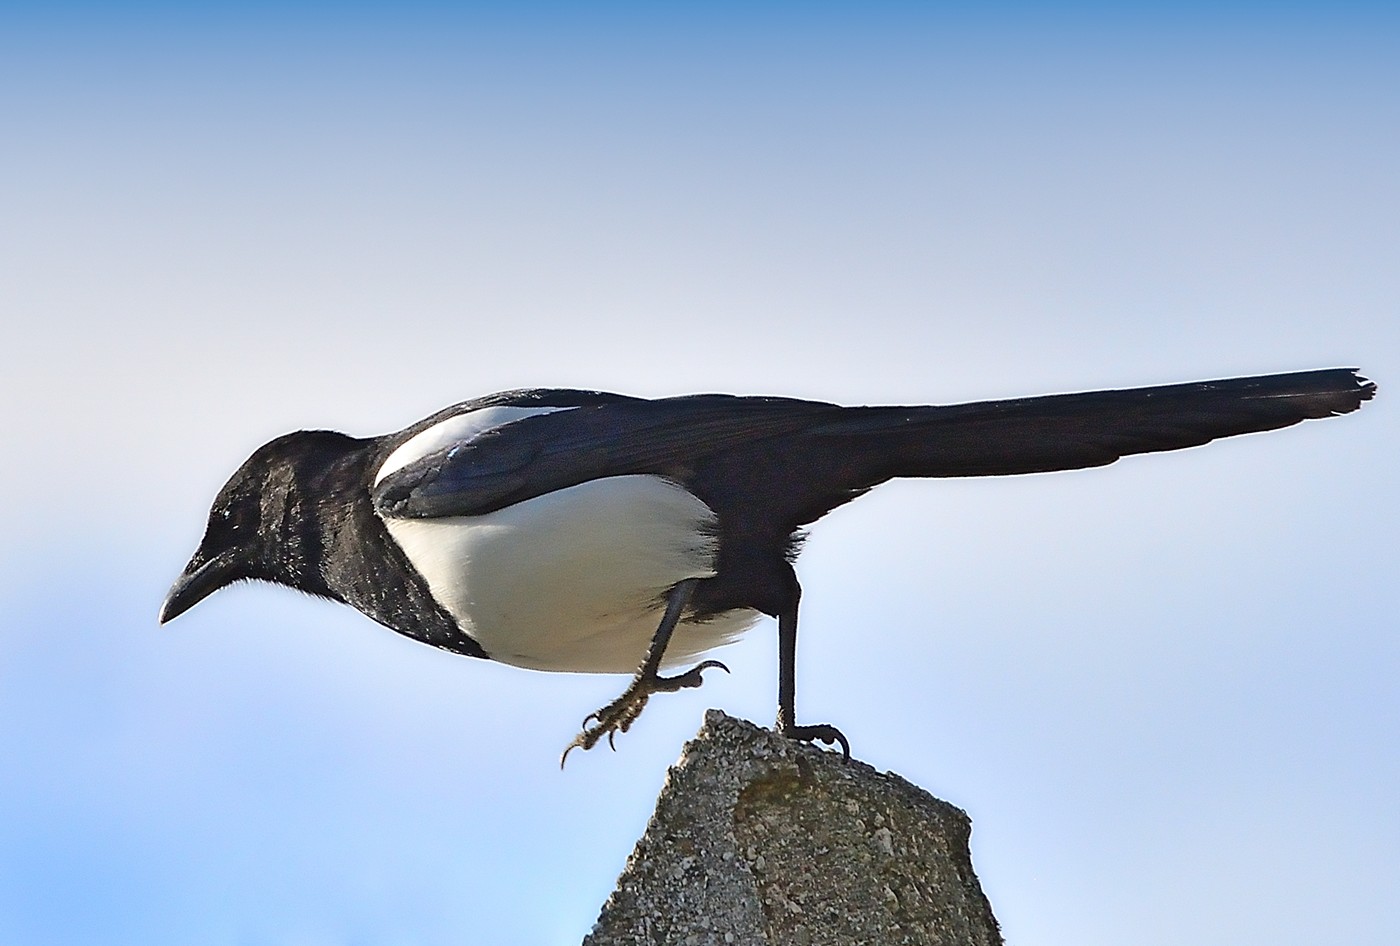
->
<box><xmin>256</xmin><ymin>431</ymin><xmax>372</xmax><ymax>601</ymax></box>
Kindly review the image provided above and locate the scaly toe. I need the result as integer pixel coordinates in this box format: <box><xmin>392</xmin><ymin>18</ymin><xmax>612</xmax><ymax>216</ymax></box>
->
<box><xmin>656</xmin><ymin>659</ymin><xmax>730</xmax><ymax>691</ymax></box>
<box><xmin>781</xmin><ymin>722</ymin><xmax>852</xmax><ymax>761</ymax></box>
<box><xmin>561</xmin><ymin>687</ymin><xmax>653</xmax><ymax>765</ymax></box>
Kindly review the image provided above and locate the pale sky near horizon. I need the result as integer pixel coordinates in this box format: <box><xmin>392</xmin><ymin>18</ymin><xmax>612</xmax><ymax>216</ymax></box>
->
<box><xmin>2</xmin><ymin>5</ymin><xmax>1397</xmax><ymax>945</ymax></box>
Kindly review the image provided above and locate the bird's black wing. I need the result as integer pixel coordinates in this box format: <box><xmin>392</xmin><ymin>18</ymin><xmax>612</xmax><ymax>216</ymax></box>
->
<box><xmin>371</xmin><ymin>393</ymin><xmax>844</xmax><ymax>519</ymax></box>
<box><xmin>373</xmin><ymin>369</ymin><xmax>1375</xmax><ymax>522</ymax></box>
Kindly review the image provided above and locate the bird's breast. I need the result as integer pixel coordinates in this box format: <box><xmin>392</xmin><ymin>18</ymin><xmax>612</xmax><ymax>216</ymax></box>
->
<box><xmin>380</xmin><ymin>474</ymin><xmax>759</xmax><ymax>672</ymax></box>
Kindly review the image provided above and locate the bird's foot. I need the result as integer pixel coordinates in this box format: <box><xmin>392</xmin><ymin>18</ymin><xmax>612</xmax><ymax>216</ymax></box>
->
<box><xmin>779</xmin><ymin>721</ymin><xmax>851</xmax><ymax>761</ymax></box>
<box><xmin>560</xmin><ymin>660</ymin><xmax>729</xmax><ymax>766</ymax></box>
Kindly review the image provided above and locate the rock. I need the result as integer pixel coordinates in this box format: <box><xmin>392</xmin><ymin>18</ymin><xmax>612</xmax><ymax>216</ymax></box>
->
<box><xmin>584</xmin><ymin>711</ymin><xmax>1002</xmax><ymax>946</ymax></box>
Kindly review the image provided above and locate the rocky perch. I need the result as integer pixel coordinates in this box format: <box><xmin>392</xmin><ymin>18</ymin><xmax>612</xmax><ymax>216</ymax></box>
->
<box><xmin>584</xmin><ymin>711</ymin><xmax>1002</xmax><ymax>946</ymax></box>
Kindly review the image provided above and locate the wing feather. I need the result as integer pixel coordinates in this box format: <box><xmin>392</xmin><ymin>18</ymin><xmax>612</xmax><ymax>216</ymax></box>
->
<box><xmin>372</xmin><ymin>369</ymin><xmax>1375</xmax><ymax>522</ymax></box>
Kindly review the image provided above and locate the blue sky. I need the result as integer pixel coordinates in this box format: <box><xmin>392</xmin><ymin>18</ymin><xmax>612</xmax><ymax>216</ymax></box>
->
<box><xmin>2</xmin><ymin>5</ymin><xmax>1397</xmax><ymax>944</ymax></box>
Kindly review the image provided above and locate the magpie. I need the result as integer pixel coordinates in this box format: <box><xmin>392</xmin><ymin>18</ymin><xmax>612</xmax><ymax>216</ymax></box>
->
<box><xmin>161</xmin><ymin>368</ymin><xmax>1375</xmax><ymax>760</ymax></box>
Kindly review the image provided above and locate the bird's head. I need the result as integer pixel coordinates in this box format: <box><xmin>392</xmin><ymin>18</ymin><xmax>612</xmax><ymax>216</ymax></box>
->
<box><xmin>160</xmin><ymin>430</ymin><xmax>360</xmax><ymax>624</ymax></box>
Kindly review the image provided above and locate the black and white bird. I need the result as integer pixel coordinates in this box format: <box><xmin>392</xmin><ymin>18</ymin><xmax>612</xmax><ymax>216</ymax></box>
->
<box><xmin>161</xmin><ymin>368</ymin><xmax>1375</xmax><ymax>759</ymax></box>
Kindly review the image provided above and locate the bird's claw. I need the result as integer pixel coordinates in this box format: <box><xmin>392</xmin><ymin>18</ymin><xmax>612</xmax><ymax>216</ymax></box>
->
<box><xmin>560</xmin><ymin>688</ymin><xmax>648</xmax><ymax>767</ymax></box>
<box><xmin>559</xmin><ymin>660</ymin><xmax>730</xmax><ymax>767</ymax></box>
<box><xmin>780</xmin><ymin>722</ymin><xmax>852</xmax><ymax>761</ymax></box>
<box><xmin>665</xmin><ymin>659</ymin><xmax>729</xmax><ymax>689</ymax></box>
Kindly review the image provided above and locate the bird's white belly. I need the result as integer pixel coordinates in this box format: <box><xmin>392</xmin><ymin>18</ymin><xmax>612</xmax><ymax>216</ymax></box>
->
<box><xmin>381</xmin><ymin>474</ymin><xmax>760</xmax><ymax>672</ymax></box>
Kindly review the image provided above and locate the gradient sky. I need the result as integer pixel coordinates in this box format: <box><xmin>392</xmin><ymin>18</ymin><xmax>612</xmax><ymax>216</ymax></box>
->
<box><xmin>2</xmin><ymin>5</ymin><xmax>1397</xmax><ymax>945</ymax></box>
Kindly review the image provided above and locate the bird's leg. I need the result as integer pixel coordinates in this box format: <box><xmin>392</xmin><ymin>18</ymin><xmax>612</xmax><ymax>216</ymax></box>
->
<box><xmin>776</xmin><ymin>583</ymin><xmax>850</xmax><ymax>759</ymax></box>
<box><xmin>561</xmin><ymin>578</ymin><xmax>727</xmax><ymax>765</ymax></box>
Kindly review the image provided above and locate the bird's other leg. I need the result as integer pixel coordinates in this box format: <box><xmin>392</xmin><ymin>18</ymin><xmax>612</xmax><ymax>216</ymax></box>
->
<box><xmin>776</xmin><ymin>577</ymin><xmax>850</xmax><ymax>759</ymax></box>
<box><xmin>561</xmin><ymin>578</ymin><xmax>727</xmax><ymax>766</ymax></box>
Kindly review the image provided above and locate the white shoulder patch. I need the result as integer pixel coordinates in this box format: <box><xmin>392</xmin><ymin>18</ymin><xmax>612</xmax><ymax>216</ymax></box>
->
<box><xmin>374</xmin><ymin>405</ymin><xmax>572</xmax><ymax>486</ymax></box>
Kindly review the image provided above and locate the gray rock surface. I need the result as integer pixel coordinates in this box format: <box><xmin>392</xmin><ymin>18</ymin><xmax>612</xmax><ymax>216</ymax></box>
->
<box><xmin>584</xmin><ymin>711</ymin><xmax>1002</xmax><ymax>946</ymax></box>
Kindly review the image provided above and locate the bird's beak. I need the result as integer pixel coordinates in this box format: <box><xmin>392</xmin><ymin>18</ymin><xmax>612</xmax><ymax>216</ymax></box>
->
<box><xmin>159</xmin><ymin>548</ymin><xmax>240</xmax><ymax>624</ymax></box>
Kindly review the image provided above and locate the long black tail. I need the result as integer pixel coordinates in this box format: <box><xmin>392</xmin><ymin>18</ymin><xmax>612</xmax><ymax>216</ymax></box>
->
<box><xmin>823</xmin><ymin>368</ymin><xmax>1376</xmax><ymax>482</ymax></box>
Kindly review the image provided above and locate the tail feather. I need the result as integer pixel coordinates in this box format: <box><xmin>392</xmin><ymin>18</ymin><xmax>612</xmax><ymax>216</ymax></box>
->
<box><xmin>820</xmin><ymin>368</ymin><xmax>1375</xmax><ymax>481</ymax></box>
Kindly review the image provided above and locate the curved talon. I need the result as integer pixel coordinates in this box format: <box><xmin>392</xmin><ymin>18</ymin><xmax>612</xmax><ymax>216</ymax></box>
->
<box><xmin>560</xmin><ymin>579</ymin><xmax>714</xmax><ymax>765</ymax></box>
<box><xmin>562</xmin><ymin>682</ymin><xmax>650</xmax><ymax>762</ymax></box>
<box><xmin>782</xmin><ymin>722</ymin><xmax>852</xmax><ymax>762</ymax></box>
<box><xmin>656</xmin><ymin>659</ymin><xmax>730</xmax><ymax>691</ymax></box>
<box><xmin>826</xmin><ymin>728</ymin><xmax>852</xmax><ymax>762</ymax></box>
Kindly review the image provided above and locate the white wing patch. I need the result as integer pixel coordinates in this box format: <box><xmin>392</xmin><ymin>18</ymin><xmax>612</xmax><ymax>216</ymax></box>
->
<box><xmin>381</xmin><ymin>474</ymin><xmax>760</xmax><ymax>673</ymax></box>
<box><xmin>374</xmin><ymin>405</ymin><xmax>572</xmax><ymax>486</ymax></box>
